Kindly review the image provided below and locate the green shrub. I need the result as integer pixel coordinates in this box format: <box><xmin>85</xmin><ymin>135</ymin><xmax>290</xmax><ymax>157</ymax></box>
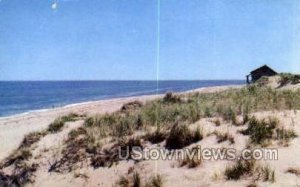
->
<box><xmin>240</xmin><ymin>117</ymin><xmax>278</xmax><ymax>145</ymax></box>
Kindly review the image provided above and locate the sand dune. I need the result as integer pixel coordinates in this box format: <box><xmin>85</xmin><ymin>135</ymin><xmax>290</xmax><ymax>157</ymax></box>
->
<box><xmin>2</xmin><ymin>84</ymin><xmax>300</xmax><ymax>187</ymax></box>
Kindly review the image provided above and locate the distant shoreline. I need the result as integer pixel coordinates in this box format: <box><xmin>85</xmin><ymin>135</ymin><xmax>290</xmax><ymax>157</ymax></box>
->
<box><xmin>0</xmin><ymin>84</ymin><xmax>242</xmax><ymax>161</ymax></box>
<box><xmin>0</xmin><ymin>84</ymin><xmax>243</xmax><ymax>121</ymax></box>
<box><xmin>0</xmin><ymin>81</ymin><xmax>244</xmax><ymax>118</ymax></box>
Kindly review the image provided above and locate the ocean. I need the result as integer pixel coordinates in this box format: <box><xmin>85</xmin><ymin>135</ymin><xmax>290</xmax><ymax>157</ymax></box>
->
<box><xmin>0</xmin><ymin>80</ymin><xmax>244</xmax><ymax>117</ymax></box>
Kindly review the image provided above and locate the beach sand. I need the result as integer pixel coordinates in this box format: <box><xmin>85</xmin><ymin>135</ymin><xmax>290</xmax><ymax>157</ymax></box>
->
<box><xmin>0</xmin><ymin>85</ymin><xmax>241</xmax><ymax>161</ymax></box>
<box><xmin>3</xmin><ymin>84</ymin><xmax>300</xmax><ymax>187</ymax></box>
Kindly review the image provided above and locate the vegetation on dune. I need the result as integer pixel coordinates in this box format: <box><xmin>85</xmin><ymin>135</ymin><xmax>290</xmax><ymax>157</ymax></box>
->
<box><xmin>121</xmin><ymin>100</ymin><xmax>143</xmax><ymax>112</ymax></box>
<box><xmin>224</xmin><ymin>159</ymin><xmax>275</xmax><ymax>182</ymax></box>
<box><xmin>19</xmin><ymin>131</ymin><xmax>47</xmax><ymax>149</ymax></box>
<box><xmin>165</xmin><ymin>124</ymin><xmax>202</xmax><ymax>149</ymax></box>
<box><xmin>2</xmin><ymin>85</ymin><xmax>300</xmax><ymax>185</ymax></box>
<box><xmin>286</xmin><ymin>167</ymin><xmax>300</xmax><ymax>176</ymax></box>
<box><xmin>48</xmin><ymin>113</ymin><xmax>84</xmax><ymax>133</ymax></box>
<box><xmin>49</xmin><ymin>86</ymin><xmax>300</xmax><ymax>172</ymax></box>
<box><xmin>143</xmin><ymin>128</ymin><xmax>167</xmax><ymax>144</ymax></box>
<box><xmin>163</xmin><ymin>92</ymin><xmax>182</xmax><ymax>103</ymax></box>
<box><xmin>240</xmin><ymin>117</ymin><xmax>297</xmax><ymax>145</ymax></box>
<box><xmin>279</xmin><ymin>73</ymin><xmax>300</xmax><ymax>86</ymax></box>
<box><xmin>0</xmin><ymin>163</ymin><xmax>38</xmax><ymax>186</ymax></box>
<box><xmin>0</xmin><ymin>113</ymin><xmax>82</xmax><ymax>185</ymax></box>
<box><xmin>145</xmin><ymin>174</ymin><xmax>164</xmax><ymax>187</ymax></box>
<box><xmin>179</xmin><ymin>146</ymin><xmax>202</xmax><ymax>168</ymax></box>
<box><xmin>225</xmin><ymin>159</ymin><xmax>255</xmax><ymax>180</ymax></box>
<box><xmin>211</xmin><ymin>131</ymin><xmax>235</xmax><ymax>144</ymax></box>
<box><xmin>0</xmin><ymin>149</ymin><xmax>32</xmax><ymax>169</ymax></box>
<box><xmin>256</xmin><ymin>76</ymin><xmax>270</xmax><ymax>87</ymax></box>
<box><xmin>118</xmin><ymin>172</ymin><xmax>164</xmax><ymax>187</ymax></box>
<box><xmin>240</xmin><ymin>117</ymin><xmax>279</xmax><ymax>145</ymax></box>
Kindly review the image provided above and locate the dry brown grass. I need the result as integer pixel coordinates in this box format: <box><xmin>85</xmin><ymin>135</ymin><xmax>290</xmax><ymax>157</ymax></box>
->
<box><xmin>212</xmin><ymin>131</ymin><xmax>235</xmax><ymax>144</ymax></box>
<box><xmin>179</xmin><ymin>147</ymin><xmax>202</xmax><ymax>168</ymax></box>
<box><xmin>286</xmin><ymin>167</ymin><xmax>300</xmax><ymax>176</ymax></box>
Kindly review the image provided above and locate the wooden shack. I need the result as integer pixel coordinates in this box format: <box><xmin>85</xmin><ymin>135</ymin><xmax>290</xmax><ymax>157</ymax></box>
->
<box><xmin>246</xmin><ymin>65</ymin><xmax>277</xmax><ymax>84</ymax></box>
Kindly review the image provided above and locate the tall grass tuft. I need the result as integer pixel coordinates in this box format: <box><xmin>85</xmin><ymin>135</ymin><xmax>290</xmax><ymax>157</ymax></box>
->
<box><xmin>165</xmin><ymin>124</ymin><xmax>202</xmax><ymax>149</ymax></box>
<box><xmin>225</xmin><ymin>159</ymin><xmax>255</xmax><ymax>180</ymax></box>
<box><xmin>146</xmin><ymin>174</ymin><xmax>164</xmax><ymax>187</ymax></box>
<box><xmin>240</xmin><ymin>117</ymin><xmax>278</xmax><ymax>145</ymax></box>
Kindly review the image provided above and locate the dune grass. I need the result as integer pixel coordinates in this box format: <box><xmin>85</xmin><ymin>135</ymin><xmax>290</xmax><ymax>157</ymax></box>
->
<box><xmin>0</xmin><ymin>113</ymin><xmax>83</xmax><ymax>184</ymax></box>
<box><xmin>179</xmin><ymin>146</ymin><xmax>202</xmax><ymax>168</ymax></box>
<box><xmin>51</xmin><ymin>86</ymin><xmax>300</xmax><ymax>171</ymax></box>
<box><xmin>212</xmin><ymin>131</ymin><xmax>235</xmax><ymax>144</ymax></box>
<box><xmin>286</xmin><ymin>167</ymin><xmax>300</xmax><ymax>176</ymax></box>
<box><xmin>48</xmin><ymin>113</ymin><xmax>83</xmax><ymax>133</ymax></box>
<box><xmin>225</xmin><ymin>159</ymin><xmax>255</xmax><ymax>180</ymax></box>
<box><xmin>165</xmin><ymin>124</ymin><xmax>202</xmax><ymax>149</ymax></box>
<box><xmin>225</xmin><ymin>159</ymin><xmax>275</xmax><ymax>182</ymax></box>
<box><xmin>145</xmin><ymin>174</ymin><xmax>164</xmax><ymax>187</ymax></box>
<box><xmin>279</xmin><ymin>73</ymin><xmax>300</xmax><ymax>86</ymax></box>
<box><xmin>240</xmin><ymin>116</ymin><xmax>297</xmax><ymax>145</ymax></box>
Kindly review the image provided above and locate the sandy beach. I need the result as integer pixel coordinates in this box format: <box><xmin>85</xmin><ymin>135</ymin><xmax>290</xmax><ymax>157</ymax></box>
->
<box><xmin>2</xmin><ymin>82</ymin><xmax>300</xmax><ymax>187</ymax></box>
<box><xmin>0</xmin><ymin>85</ymin><xmax>241</xmax><ymax>161</ymax></box>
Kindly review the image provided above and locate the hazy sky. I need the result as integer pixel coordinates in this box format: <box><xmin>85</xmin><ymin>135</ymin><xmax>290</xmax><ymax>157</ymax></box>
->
<box><xmin>0</xmin><ymin>0</ymin><xmax>299</xmax><ymax>80</ymax></box>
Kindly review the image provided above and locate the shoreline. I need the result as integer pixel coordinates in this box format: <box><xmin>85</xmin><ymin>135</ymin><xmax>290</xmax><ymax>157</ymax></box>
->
<box><xmin>0</xmin><ymin>84</ymin><xmax>242</xmax><ymax>160</ymax></box>
<box><xmin>0</xmin><ymin>84</ymin><xmax>243</xmax><ymax>121</ymax></box>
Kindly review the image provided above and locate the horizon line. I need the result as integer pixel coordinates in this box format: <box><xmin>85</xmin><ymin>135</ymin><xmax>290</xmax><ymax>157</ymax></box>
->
<box><xmin>0</xmin><ymin>79</ymin><xmax>245</xmax><ymax>82</ymax></box>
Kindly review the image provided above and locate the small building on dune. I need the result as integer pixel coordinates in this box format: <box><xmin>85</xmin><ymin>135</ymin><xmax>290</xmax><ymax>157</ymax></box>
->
<box><xmin>246</xmin><ymin>65</ymin><xmax>278</xmax><ymax>84</ymax></box>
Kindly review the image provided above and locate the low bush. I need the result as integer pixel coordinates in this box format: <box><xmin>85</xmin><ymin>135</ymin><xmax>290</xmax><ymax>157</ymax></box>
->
<box><xmin>240</xmin><ymin>117</ymin><xmax>278</xmax><ymax>145</ymax></box>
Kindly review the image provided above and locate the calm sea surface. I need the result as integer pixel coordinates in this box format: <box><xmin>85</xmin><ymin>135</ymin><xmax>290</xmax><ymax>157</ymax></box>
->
<box><xmin>0</xmin><ymin>80</ymin><xmax>244</xmax><ymax>117</ymax></box>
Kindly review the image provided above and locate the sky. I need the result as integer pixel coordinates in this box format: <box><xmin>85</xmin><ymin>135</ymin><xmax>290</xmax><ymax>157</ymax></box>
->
<box><xmin>0</xmin><ymin>0</ymin><xmax>299</xmax><ymax>80</ymax></box>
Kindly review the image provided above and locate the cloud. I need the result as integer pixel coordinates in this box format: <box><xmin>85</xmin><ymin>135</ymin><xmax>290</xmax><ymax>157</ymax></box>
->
<box><xmin>51</xmin><ymin>2</ymin><xmax>57</xmax><ymax>9</ymax></box>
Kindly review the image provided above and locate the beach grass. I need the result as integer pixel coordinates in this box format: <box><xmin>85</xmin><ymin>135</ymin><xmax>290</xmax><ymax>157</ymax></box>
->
<box><xmin>48</xmin><ymin>86</ymin><xmax>300</xmax><ymax>171</ymax></box>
